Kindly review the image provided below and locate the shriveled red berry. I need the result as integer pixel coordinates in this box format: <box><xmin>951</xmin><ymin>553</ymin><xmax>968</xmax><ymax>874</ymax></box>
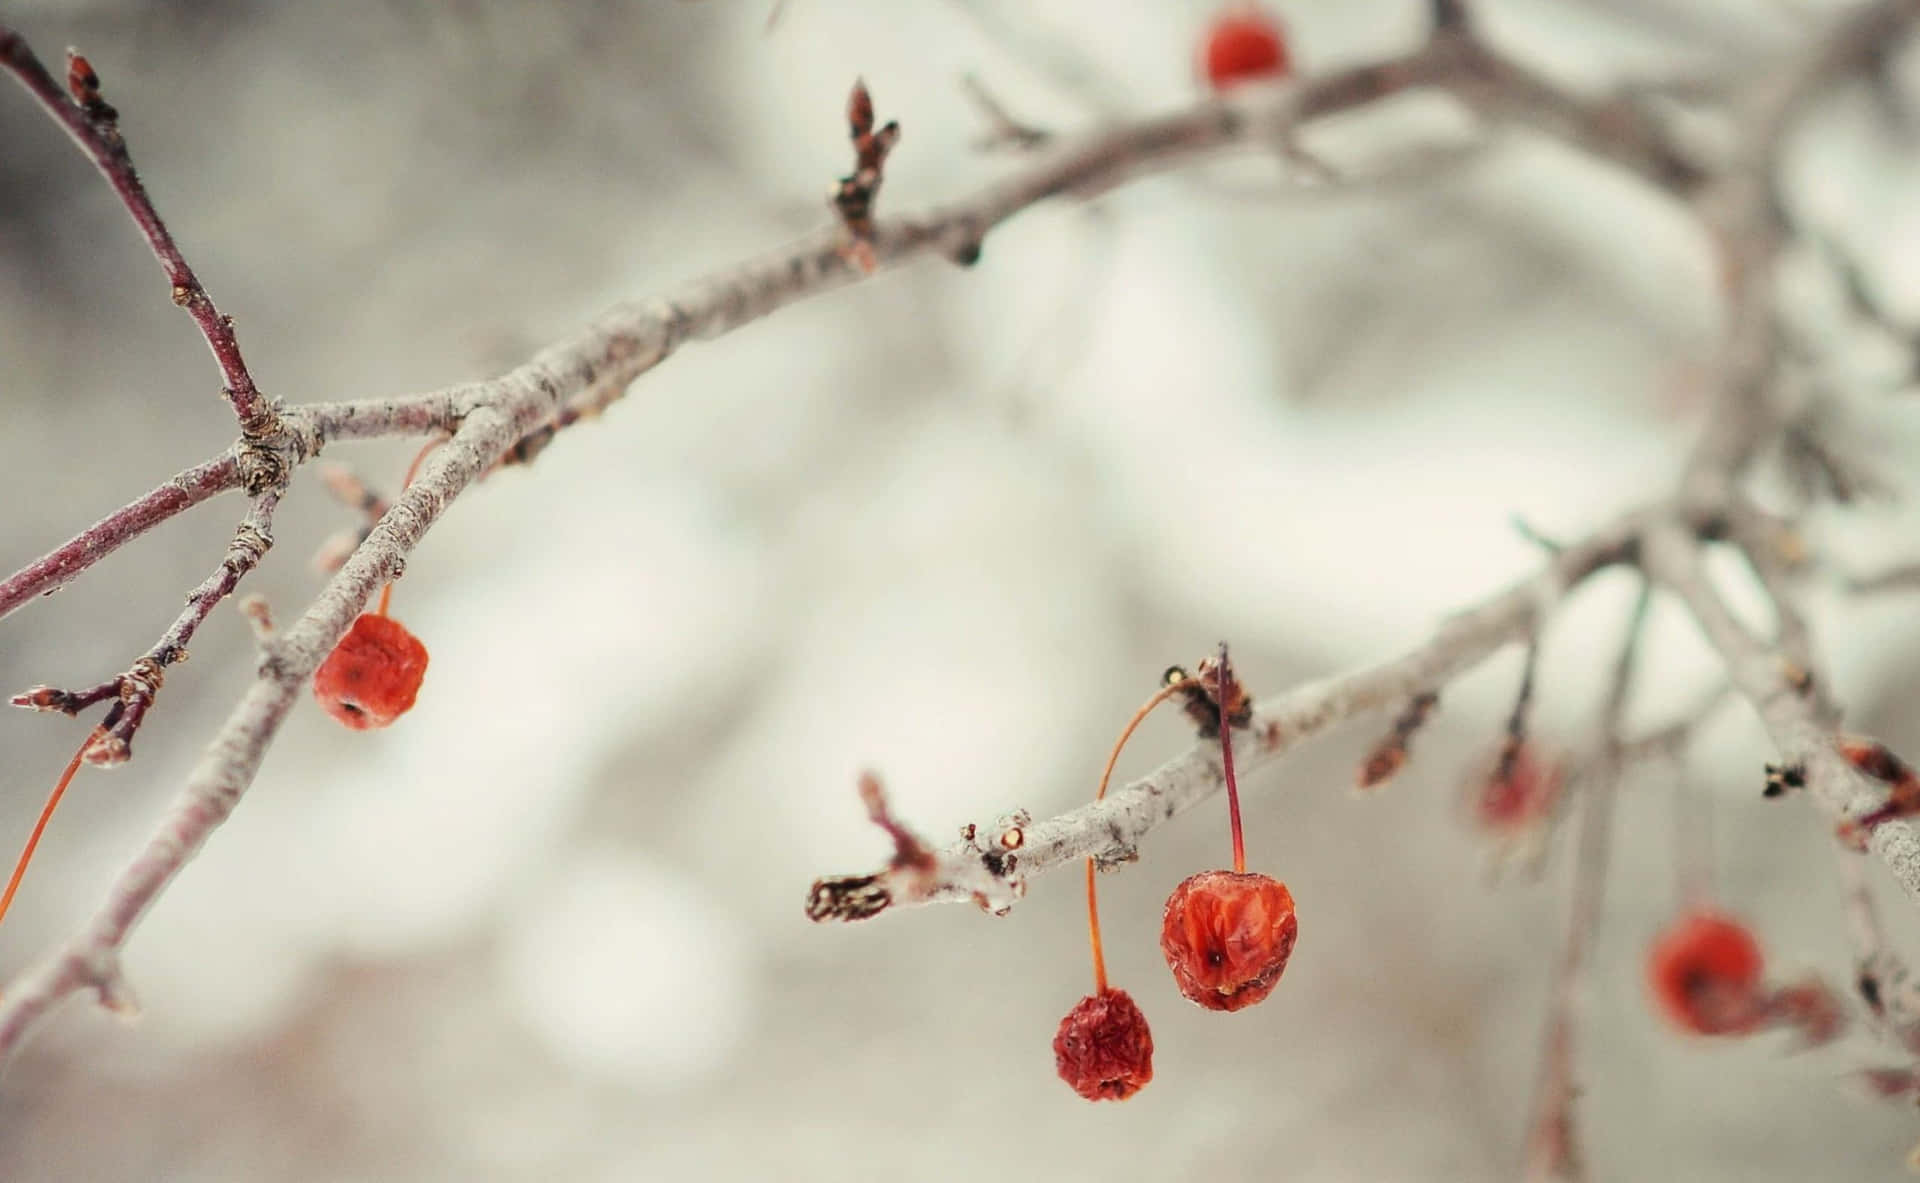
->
<box><xmin>1161</xmin><ymin>870</ymin><xmax>1297</xmax><ymax>1012</ymax></box>
<box><xmin>1202</xmin><ymin>5</ymin><xmax>1290</xmax><ymax>91</ymax></box>
<box><xmin>1647</xmin><ymin>910</ymin><xmax>1766</xmax><ymax>1036</ymax></box>
<box><xmin>1054</xmin><ymin>988</ymin><xmax>1154</xmax><ymax>1101</ymax></box>
<box><xmin>313</xmin><ymin>613</ymin><xmax>429</xmax><ymax>730</ymax></box>
<box><xmin>1474</xmin><ymin>742</ymin><xmax>1562</xmax><ymax>833</ymax></box>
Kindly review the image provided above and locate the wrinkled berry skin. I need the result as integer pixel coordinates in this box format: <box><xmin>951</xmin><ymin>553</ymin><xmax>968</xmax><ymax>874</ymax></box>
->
<box><xmin>1647</xmin><ymin>911</ymin><xmax>1765</xmax><ymax>1036</ymax></box>
<box><xmin>1203</xmin><ymin>7</ymin><xmax>1290</xmax><ymax>91</ymax></box>
<box><xmin>313</xmin><ymin>613</ymin><xmax>429</xmax><ymax>730</ymax></box>
<box><xmin>1054</xmin><ymin>988</ymin><xmax>1154</xmax><ymax>1101</ymax></box>
<box><xmin>1161</xmin><ymin>870</ymin><xmax>1297</xmax><ymax>1012</ymax></box>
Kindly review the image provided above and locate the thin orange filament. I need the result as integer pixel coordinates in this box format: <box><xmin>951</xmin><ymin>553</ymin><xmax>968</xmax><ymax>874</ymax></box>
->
<box><xmin>0</xmin><ymin>727</ymin><xmax>103</xmax><ymax>932</ymax></box>
<box><xmin>1086</xmin><ymin>678</ymin><xmax>1189</xmax><ymax>994</ymax></box>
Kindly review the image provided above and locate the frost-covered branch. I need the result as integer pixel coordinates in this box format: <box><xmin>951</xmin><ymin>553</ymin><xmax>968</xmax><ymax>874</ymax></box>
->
<box><xmin>0</xmin><ymin>1</ymin><xmax>1915</xmax><ymax>1070</ymax></box>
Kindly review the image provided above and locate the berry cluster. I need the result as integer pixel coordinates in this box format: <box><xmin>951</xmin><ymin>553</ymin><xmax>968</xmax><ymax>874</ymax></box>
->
<box><xmin>1054</xmin><ymin>647</ymin><xmax>1300</xmax><ymax>1101</ymax></box>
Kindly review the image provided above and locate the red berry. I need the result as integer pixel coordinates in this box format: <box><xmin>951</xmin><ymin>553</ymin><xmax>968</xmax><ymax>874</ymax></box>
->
<box><xmin>1160</xmin><ymin>870</ymin><xmax>1297</xmax><ymax>1012</ymax></box>
<box><xmin>313</xmin><ymin>613</ymin><xmax>429</xmax><ymax>730</ymax></box>
<box><xmin>1646</xmin><ymin>910</ymin><xmax>1766</xmax><ymax>1036</ymax></box>
<box><xmin>1474</xmin><ymin>742</ymin><xmax>1562</xmax><ymax>832</ymax></box>
<box><xmin>1202</xmin><ymin>6</ymin><xmax>1290</xmax><ymax>91</ymax></box>
<box><xmin>1054</xmin><ymin>988</ymin><xmax>1154</xmax><ymax>1101</ymax></box>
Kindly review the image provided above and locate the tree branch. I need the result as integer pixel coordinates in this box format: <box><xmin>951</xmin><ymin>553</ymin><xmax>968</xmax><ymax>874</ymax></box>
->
<box><xmin>0</xmin><ymin>406</ymin><xmax>512</xmax><ymax>1058</ymax></box>
<box><xmin>12</xmin><ymin>494</ymin><xmax>280</xmax><ymax>765</ymax></box>
<box><xmin>0</xmin><ymin>30</ymin><xmax>275</xmax><ymax>436</ymax></box>
<box><xmin>807</xmin><ymin>517</ymin><xmax>1641</xmax><ymax>921</ymax></box>
<box><xmin>0</xmin><ymin>1</ymin><xmax>1912</xmax><ymax>1074</ymax></box>
<box><xmin>1639</xmin><ymin>522</ymin><xmax>1920</xmax><ymax>905</ymax></box>
<box><xmin>1522</xmin><ymin>582</ymin><xmax>1654</xmax><ymax>1182</ymax></box>
<box><xmin>0</xmin><ymin>452</ymin><xmax>242</xmax><ymax>623</ymax></box>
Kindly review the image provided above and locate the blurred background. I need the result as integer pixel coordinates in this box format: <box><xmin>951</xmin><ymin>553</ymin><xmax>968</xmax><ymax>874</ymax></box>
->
<box><xmin>2</xmin><ymin>0</ymin><xmax>1920</xmax><ymax>1178</ymax></box>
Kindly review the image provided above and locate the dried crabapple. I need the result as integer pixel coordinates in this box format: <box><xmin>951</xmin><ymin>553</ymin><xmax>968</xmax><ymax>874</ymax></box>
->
<box><xmin>1161</xmin><ymin>868</ymin><xmax>1298</xmax><ymax>1012</ymax></box>
<box><xmin>1054</xmin><ymin>988</ymin><xmax>1155</xmax><ymax>1101</ymax></box>
<box><xmin>1159</xmin><ymin>645</ymin><xmax>1300</xmax><ymax>1012</ymax></box>
<box><xmin>312</xmin><ymin>612</ymin><xmax>429</xmax><ymax>730</ymax></box>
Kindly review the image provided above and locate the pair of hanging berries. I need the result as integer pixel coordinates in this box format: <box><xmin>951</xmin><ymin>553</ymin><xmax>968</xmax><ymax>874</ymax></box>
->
<box><xmin>1054</xmin><ymin>647</ymin><xmax>1300</xmax><ymax>1101</ymax></box>
<box><xmin>1201</xmin><ymin>5</ymin><xmax>1291</xmax><ymax>91</ymax></box>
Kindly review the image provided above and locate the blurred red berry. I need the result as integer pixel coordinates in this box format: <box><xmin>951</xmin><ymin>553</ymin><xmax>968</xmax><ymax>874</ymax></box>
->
<box><xmin>1054</xmin><ymin>988</ymin><xmax>1154</xmax><ymax>1101</ymax></box>
<box><xmin>1474</xmin><ymin>741</ymin><xmax>1562</xmax><ymax>832</ymax></box>
<box><xmin>1202</xmin><ymin>6</ymin><xmax>1291</xmax><ymax>91</ymax></box>
<box><xmin>313</xmin><ymin>613</ymin><xmax>429</xmax><ymax>730</ymax></box>
<box><xmin>1647</xmin><ymin>910</ymin><xmax>1766</xmax><ymax>1036</ymax></box>
<box><xmin>1161</xmin><ymin>869</ymin><xmax>1298</xmax><ymax>1012</ymax></box>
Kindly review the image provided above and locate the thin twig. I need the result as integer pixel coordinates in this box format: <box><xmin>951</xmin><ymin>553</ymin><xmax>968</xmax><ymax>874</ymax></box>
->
<box><xmin>1640</xmin><ymin>522</ymin><xmax>1920</xmax><ymax>904</ymax></box>
<box><xmin>0</xmin><ymin>452</ymin><xmax>242</xmax><ymax>623</ymax></box>
<box><xmin>806</xmin><ymin>518</ymin><xmax>1640</xmax><ymax>921</ymax></box>
<box><xmin>0</xmin><ymin>31</ymin><xmax>274</xmax><ymax>435</ymax></box>
<box><xmin>1522</xmin><ymin>581</ymin><xmax>1654</xmax><ymax>1182</ymax></box>
<box><xmin>0</xmin><ymin>405</ymin><xmax>510</xmax><ymax>1058</ymax></box>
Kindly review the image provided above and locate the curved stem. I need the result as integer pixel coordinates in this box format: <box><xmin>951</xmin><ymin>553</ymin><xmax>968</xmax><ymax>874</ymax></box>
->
<box><xmin>1087</xmin><ymin>676</ymin><xmax>1188</xmax><ymax>993</ymax></box>
<box><xmin>0</xmin><ymin>728</ymin><xmax>103</xmax><ymax>931</ymax></box>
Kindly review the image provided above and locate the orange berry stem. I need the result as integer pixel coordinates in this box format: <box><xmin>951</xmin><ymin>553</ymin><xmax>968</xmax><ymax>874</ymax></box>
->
<box><xmin>376</xmin><ymin>437</ymin><xmax>446</xmax><ymax>619</ymax></box>
<box><xmin>1217</xmin><ymin>643</ymin><xmax>1246</xmax><ymax>874</ymax></box>
<box><xmin>0</xmin><ymin>726</ymin><xmax>103</xmax><ymax>931</ymax></box>
<box><xmin>1087</xmin><ymin>675</ymin><xmax>1190</xmax><ymax>994</ymax></box>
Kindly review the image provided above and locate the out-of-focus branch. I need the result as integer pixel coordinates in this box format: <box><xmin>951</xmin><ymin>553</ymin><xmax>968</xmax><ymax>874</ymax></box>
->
<box><xmin>1639</xmin><ymin>523</ymin><xmax>1920</xmax><ymax>904</ymax></box>
<box><xmin>1522</xmin><ymin>583</ymin><xmax>1653</xmax><ymax>1182</ymax></box>
<box><xmin>1849</xmin><ymin>564</ymin><xmax>1920</xmax><ymax>596</ymax></box>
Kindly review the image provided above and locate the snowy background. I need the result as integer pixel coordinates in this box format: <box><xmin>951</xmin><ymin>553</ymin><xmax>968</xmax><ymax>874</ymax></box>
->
<box><xmin>2</xmin><ymin>0</ymin><xmax>1919</xmax><ymax>1179</ymax></box>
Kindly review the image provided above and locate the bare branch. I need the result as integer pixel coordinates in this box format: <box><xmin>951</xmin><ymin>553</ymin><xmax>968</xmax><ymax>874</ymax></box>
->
<box><xmin>0</xmin><ymin>452</ymin><xmax>242</xmax><ymax>624</ymax></box>
<box><xmin>1640</xmin><ymin>522</ymin><xmax>1920</xmax><ymax>904</ymax></box>
<box><xmin>0</xmin><ymin>0</ymin><xmax>1913</xmax><ymax>1076</ymax></box>
<box><xmin>808</xmin><ymin>517</ymin><xmax>1639</xmax><ymax>920</ymax></box>
<box><xmin>1523</xmin><ymin>582</ymin><xmax>1654</xmax><ymax>1182</ymax></box>
<box><xmin>12</xmin><ymin>495</ymin><xmax>280</xmax><ymax>765</ymax></box>
<box><xmin>0</xmin><ymin>404</ymin><xmax>514</xmax><ymax>1058</ymax></box>
<box><xmin>0</xmin><ymin>29</ymin><xmax>275</xmax><ymax>435</ymax></box>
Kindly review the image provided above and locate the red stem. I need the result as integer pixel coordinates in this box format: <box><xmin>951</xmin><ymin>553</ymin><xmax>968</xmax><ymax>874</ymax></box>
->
<box><xmin>1218</xmin><ymin>643</ymin><xmax>1246</xmax><ymax>874</ymax></box>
